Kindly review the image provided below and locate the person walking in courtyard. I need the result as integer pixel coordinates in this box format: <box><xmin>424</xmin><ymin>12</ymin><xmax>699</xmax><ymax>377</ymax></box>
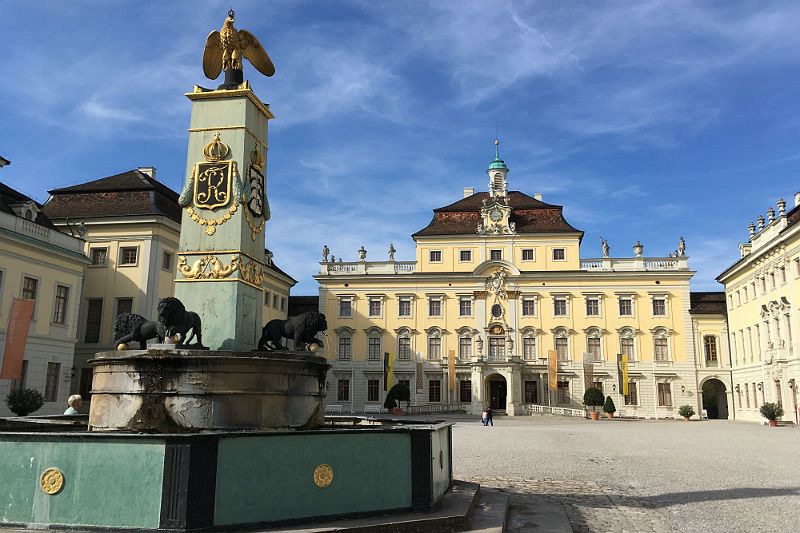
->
<box><xmin>486</xmin><ymin>407</ymin><xmax>494</xmax><ymax>426</ymax></box>
<box><xmin>64</xmin><ymin>394</ymin><xmax>82</xmax><ymax>415</ymax></box>
<box><xmin>481</xmin><ymin>408</ymin><xmax>489</xmax><ymax>426</ymax></box>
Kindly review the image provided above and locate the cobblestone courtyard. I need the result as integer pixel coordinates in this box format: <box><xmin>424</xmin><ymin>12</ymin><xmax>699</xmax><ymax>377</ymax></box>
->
<box><xmin>451</xmin><ymin>416</ymin><xmax>799</xmax><ymax>532</ymax></box>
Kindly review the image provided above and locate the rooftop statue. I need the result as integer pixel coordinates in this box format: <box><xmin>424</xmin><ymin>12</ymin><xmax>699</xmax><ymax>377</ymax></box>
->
<box><xmin>203</xmin><ymin>9</ymin><xmax>275</xmax><ymax>84</ymax></box>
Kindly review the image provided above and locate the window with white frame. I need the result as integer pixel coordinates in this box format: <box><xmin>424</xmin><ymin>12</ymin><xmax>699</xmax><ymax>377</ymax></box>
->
<box><xmin>488</xmin><ymin>336</ymin><xmax>505</xmax><ymax>360</ymax></box>
<box><xmin>624</xmin><ymin>382</ymin><xmax>638</xmax><ymax>405</ymax></box>
<box><xmin>522</xmin><ymin>249</ymin><xmax>534</xmax><ymax>261</ymax></box>
<box><xmin>459</xmin><ymin>298</ymin><xmax>472</xmax><ymax>317</ymax></box>
<box><xmin>429</xmin><ymin>379</ymin><xmax>442</xmax><ymax>403</ymax></box>
<box><xmin>657</xmin><ymin>383</ymin><xmax>673</xmax><ymax>406</ymax></box>
<box><xmin>552</xmin><ymin>248</ymin><xmax>566</xmax><ymax>261</ymax></box>
<box><xmin>368</xmin><ymin>298</ymin><xmax>382</xmax><ymax>317</ymax></box>
<box><xmin>553</xmin><ymin>296</ymin><xmax>567</xmax><ymax>316</ymax></box>
<box><xmin>652</xmin><ymin>297</ymin><xmax>666</xmax><ymax>316</ymax></box>
<box><xmin>427</xmin><ymin>330</ymin><xmax>442</xmax><ymax>359</ymax></box>
<box><xmin>429</xmin><ymin>250</ymin><xmax>442</xmax><ymax>263</ymax></box>
<box><xmin>490</xmin><ymin>249</ymin><xmax>503</xmax><ymax>261</ymax></box>
<box><xmin>585</xmin><ymin>297</ymin><xmax>600</xmax><ymax>316</ymax></box>
<box><xmin>618</xmin><ymin>296</ymin><xmax>633</xmax><ymax>316</ymax></box>
<box><xmin>119</xmin><ymin>246</ymin><xmax>139</xmax><ymax>266</ymax></box>
<box><xmin>653</xmin><ymin>328</ymin><xmax>669</xmax><ymax>361</ymax></box>
<box><xmin>398</xmin><ymin>329</ymin><xmax>412</xmax><ymax>360</ymax></box>
<box><xmin>162</xmin><ymin>252</ymin><xmax>173</xmax><ymax>271</ymax></box>
<box><xmin>52</xmin><ymin>285</ymin><xmax>70</xmax><ymax>325</ymax></box>
<box><xmin>337</xmin><ymin>330</ymin><xmax>352</xmax><ymax>360</ymax></box>
<box><xmin>339</xmin><ymin>297</ymin><xmax>353</xmax><ymax>318</ymax></box>
<box><xmin>459</xmin><ymin>250</ymin><xmax>472</xmax><ymax>262</ymax></box>
<box><xmin>620</xmin><ymin>328</ymin><xmax>635</xmax><ymax>361</ymax></box>
<box><xmin>522</xmin><ymin>297</ymin><xmax>536</xmax><ymax>316</ymax></box>
<box><xmin>398</xmin><ymin>297</ymin><xmax>412</xmax><ymax>317</ymax></box>
<box><xmin>337</xmin><ymin>379</ymin><xmax>350</xmax><ymax>401</ymax></box>
<box><xmin>458</xmin><ymin>332</ymin><xmax>472</xmax><ymax>360</ymax></box>
<box><xmin>90</xmin><ymin>247</ymin><xmax>108</xmax><ymax>266</ymax></box>
<box><xmin>367</xmin><ymin>379</ymin><xmax>380</xmax><ymax>402</ymax></box>
<box><xmin>556</xmin><ymin>381</ymin><xmax>570</xmax><ymax>404</ymax></box>
<box><xmin>428</xmin><ymin>297</ymin><xmax>442</xmax><ymax>317</ymax></box>
<box><xmin>522</xmin><ymin>332</ymin><xmax>537</xmax><ymax>360</ymax></box>
<box><xmin>367</xmin><ymin>330</ymin><xmax>382</xmax><ymax>360</ymax></box>
<box><xmin>587</xmin><ymin>328</ymin><xmax>602</xmax><ymax>361</ymax></box>
<box><xmin>554</xmin><ymin>327</ymin><xmax>569</xmax><ymax>361</ymax></box>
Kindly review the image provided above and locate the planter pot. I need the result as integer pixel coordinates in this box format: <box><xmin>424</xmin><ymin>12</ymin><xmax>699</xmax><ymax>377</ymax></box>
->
<box><xmin>769</xmin><ymin>420</ymin><xmax>778</xmax><ymax>427</ymax></box>
<box><xmin>605</xmin><ymin>412</ymin><xmax>614</xmax><ymax>419</ymax></box>
<box><xmin>590</xmin><ymin>411</ymin><xmax>599</xmax><ymax>421</ymax></box>
<box><xmin>390</xmin><ymin>407</ymin><xmax>404</xmax><ymax>415</ymax></box>
<box><xmin>684</xmin><ymin>417</ymin><xmax>690</xmax><ymax>421</ymax></box>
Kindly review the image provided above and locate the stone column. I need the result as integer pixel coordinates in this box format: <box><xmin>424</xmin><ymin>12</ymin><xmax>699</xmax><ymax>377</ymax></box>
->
<box><xmin>174</xmin><ymin>86</ymin><xmax>274</xmax><ymax>350</ymax></box>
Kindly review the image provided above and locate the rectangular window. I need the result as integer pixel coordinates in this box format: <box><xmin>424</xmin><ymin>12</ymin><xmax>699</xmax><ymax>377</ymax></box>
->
<box><xmin>84</xmin><ymin>298</ymin><xmax>103</xmax><ymax>343</ymax></box>
<box><xmin>398</xmin><ymin>298</ymin><xmax>411</xmax><ymax>317</ymax></box>
<box><xmin>119</xmin><ymin>246</ymin><xmax>138</xmax><ymax>266</ymax></box>
<box><xmin>280</xmin><ymin>297</ymin><xmax>286</xmax><ymax>312</ymax></box>
<box><xmin>44</xmin><ymin>362</ymin><xmax>61</xmax><ymax>402</ymax></box>
<box><xmin>552</xmin><ymin>248</ymin><xmax>566</xmax><ymax>261</ymax></box>
<box><xmin>264</xmin><ymin>291</ymin><xmax>271</xmax><ymax>305</ymax></box>
<box><xmin>624</xmin><ymin>382</ymin><xmax>638</xmax><ymax>405</ymax></box>
<box><xmin>428</xmin><ymin>379</ymin><xmax>441</xmax><ymax>403</ymax></box>
<box><xmin>368</xmin><ymin>299</ymin><xmax>382</xmax><ymax>317</ymax></box>
<box><xmin>459</xmin><ymin>250</ymin><xmax>472</xmax><ymax>262</ymax></box>
<box><xmin>459</xmin><ymin>299</ymin><xmax>472</xmax><ymax>317</ymax></box>
<box><xmin>652</xmin><ymin>298</ymin><xmax>666</xmax><ymax>316</ymax></box>
<box><xmin>621</xmin><ymin>337</ymin><xmax>635</xmax><ymax>360</ymax></box>
<box><xmin>586</xmin><ymin>298</ymin><xmax>599</xmax><ymax>316</ymax></box>
<box><xmin>10</xmin><ymin>360</ymin><xmax>28</xmax><ymax>392</ymax></box>
<box><xmin>428</xmin><ymin>299</ymin><xmax>442</xmax><ymax>317</ymax></box>
<box><xmin>556</xmin><ymin>381</ymin><xmax>570</xmax><ymax>404</ymax></box>
<box><xmin>555</xmin><ymin>337</ymin><xmax>569</xmax><ymax>361</ymax></box>
<box><xmin>657</xmin><ymin>383</ymin><xmax>672</xmax><ymax>406</ymax></box>
<box><xmin>553</xmin><ymin>297</ymin><xmax>567</xmax><ymax>316</ymax></box>
<box><xmin>22</xmin><ymin>276</ymin><xmax>38</xmax><ymax>305</ymax></box>
<box><xmin>523</xmin><ymin>337</ymin><xmax>536</xmax><ymax>360</ymax></box>
<box><xmin>398</xmin><ymin>336</ymin><xmax>411</xmax><ymax>360</ymax></box>
<box><xmin>522</xmin><ymin>249</ymin><xmax>534</xmax><ymax>261</ymax></box>
<box><xmin>654</xmin><ymin>337</ymin><xmax>669</xmax><ymax>361</ymax></box>
<box><xmin>459</xmin><ymin>336</ymin><xmax>472</xmax><ymax>360</ymax></box>
<box><xmin>162</xmin><ymin>252</ymin><xmax>172</xmax><ymax>271</ymax></box>
<box><xmin>489</xmin><ymin>337</ymin><xmax>505</xmax><ymax>360</ymax></box>
<box><xmin>272</xmin><ymin>294</ymin><xmax>279</xmax><ymax>309</ymax></box>
<box><xmin>368</xmin><ymin>336</ymin><xmax>382</xmax><ymax>360</ymax></box>
<box><xmin>524</xmin><ymin>381</ymin><xmax>537</xmax><ymax>404</ymax></box>
<box><xmin>587</xmin><ymin>337</ymin><xmax>601</xmax><ymax>360</ymax></box>
<box><xmin>522</xmin><ymin>298</ymin><xmax>536</xmax><ymax>316</ymax></box>
<box><xmin>459</xmin><ymin>380</ymin><xmax>472</xmax><ymax>403</ymax></box>
<box><xmin>91</xmin><ymin>247</ymin><xmax>108</xmax><ymax>266</ymax></box>
<box><xmin>490</xmin><ymin>249</ymin><xmax>503</xmax><ymax>261</ymax></box>
<box><xmin>429</xmin><ymin>250</ymin><xmax>442</xmax><ymax>263</ymax></box>
<box><xmin>116</xmin><ymin>298</ymin><xmax>133</xmax><ymax>319</ymax></box>
<box><xmin>619</xmin><ymin>298</ymin><xmax>632</xmax><ymax>316</ymax></box>
<box><xmin>79</xmin><ymin>367</ymin><xmax>92</xmax><ymax>400</ymax></box>
<box><xmin>52</xmin><ymin>285</ymin><xmax>70</xmax><ymax>325</ymax></box>
<box><xmin>339</xmin><ymin>299</ymin><xmax>352</xmax><ymax>317</ymax></box>
<box><xmin>704</xmin><ymin>336</ymin><xmax>718</xmax><ymax>365</ymax></box>
<box><xmin>338</xmin><ymin>336</ymin><xmax>351</xmax><ymax>360</ymax></box>
<box><xmin>337</xmin><ymin>379</ymin><xmax>350</xmax><ymax>402</ymax></box>
<box><xmin>428</xmin><ymin>336</ymin><xmax>442</xmax><ymax>359</ymax></box>
<box><xmin>367</xmin><ymin>379</ymin><xmax>380</xmax><ymax>402</ymax></box>
<box><xmin>592</xmin><ymin>381</ymin><xmax>604</xmax><ymax>393</ymax></box>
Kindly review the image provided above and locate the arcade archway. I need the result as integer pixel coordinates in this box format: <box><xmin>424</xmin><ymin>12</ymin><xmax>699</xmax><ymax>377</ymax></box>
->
<box><xmin>486</xmin><ymin>374</ymin><xmax>507</xmax><ymax>411</ymax></box>
<box><xmin>702</xmin><ymin>378</ymin><xmax>729</xmax><ymax>419</ymax></box>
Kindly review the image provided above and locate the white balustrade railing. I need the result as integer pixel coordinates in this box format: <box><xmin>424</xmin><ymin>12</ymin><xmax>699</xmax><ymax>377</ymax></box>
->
<box><xmin>320</xmin><ymin>261</ymin><xmax>417</xmax><ymax>275</ymax></box>
<box><xmin>406</xmin><ymin>403</ymin><xmax>470</xmax><ymax>415</ymax></box>
<box><xmin>524</xmin><ymin>404</ymin><xmax>586</xmax><ymax>418</ymax></box>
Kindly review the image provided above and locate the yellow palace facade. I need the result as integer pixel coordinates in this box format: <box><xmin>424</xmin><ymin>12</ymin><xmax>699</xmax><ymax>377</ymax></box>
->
<box><xmin>316</xmin><ymin>144</ymin><xmax>730</xmax><ymax>417</ymax></box>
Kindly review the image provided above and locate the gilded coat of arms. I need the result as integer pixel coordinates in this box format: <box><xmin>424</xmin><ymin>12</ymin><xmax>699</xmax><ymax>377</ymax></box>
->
<box><xmin>194</xmin><ymin>161</ymin><xmax>234</xmax><ymax>210</ymax></box>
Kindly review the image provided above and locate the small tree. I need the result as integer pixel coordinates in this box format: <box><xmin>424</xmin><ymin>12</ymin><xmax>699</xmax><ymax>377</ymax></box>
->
<box><xmin>760</xmin><ymin>402</ymin><xmax>784</xmax><ymax>422</ymax></box>
<box><xmin>6</xmin><ymin>388</ymin><xmax>44</xmax><ymax>417</ymax></box>
<box><xmin>678</xmin><ymin>405</ymin><xmax>695</xmax><ymax>419</ymax></box>
<box><xmin>602</xmin><ymin>395</ymin><xmax>616</xmax><ymax>414</ymax></box>
<box><xmin>384</xmin><ymin>383</ymin><xmax>411</xmax><ymax>410</ymax></box>
<box><xmin>383</xmin><ymin>394</ymin><xmax>397</xmax><ymax>409</ymax></box>
<box><xmin>582</xmin><ymin>387</ymin><xmax>605</xmax><ymax>412</ymax></box>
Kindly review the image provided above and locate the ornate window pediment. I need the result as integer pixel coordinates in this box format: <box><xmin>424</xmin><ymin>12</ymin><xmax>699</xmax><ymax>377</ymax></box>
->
<box><xmin>335</xmin><ymin>326</ymin><xmax>355</xmax><ymax>336</ymax></box>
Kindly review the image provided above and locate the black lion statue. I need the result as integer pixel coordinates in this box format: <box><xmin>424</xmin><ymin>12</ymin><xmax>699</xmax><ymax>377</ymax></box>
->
<box><xmin>113</xmin><ymin>313</ymin><xmax>164</xmax><ymax>349</ymax></box>
<box><xmin>157</xmin><ymin>297</ymin><xmax>205</xmax><ymax>349</ymax></box>
<box><xmin>258</xmin><ymin>311</ymin><xmax>327</xmax><ymax>352</ymax></box>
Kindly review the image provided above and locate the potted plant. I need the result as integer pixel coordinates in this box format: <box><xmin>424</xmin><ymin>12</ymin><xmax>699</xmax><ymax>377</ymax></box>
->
<box><xmin>5</xmin><ymin>388</ymin><xmax>44</xmax><ymax>417</ymax></box>
<box><xmin>602</xmin><ymin>395</ymin><xmax>616</xmax><ymax>419</ymax></box>
<box><xmin>678</xmin><ymin>404</ymin><xmax>695</xmax><ymax>421</ymax></box>
<box><xmin>760</xmin><ymin>402</ymin><xmax>784</xmax><ymax>427</ymax></box>
<box><xmin>583</xmin><ymin>387</ymin><xmax>605</xmax><ymax>421</ymax></box>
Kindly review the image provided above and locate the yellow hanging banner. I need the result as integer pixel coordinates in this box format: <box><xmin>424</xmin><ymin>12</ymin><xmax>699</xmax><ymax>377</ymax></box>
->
<box><xmin>448</xmin><ymin>349</ymin><xmax>456</xmax><ymax>392</ymax></box>
<box><xmin>617</xmin><ymin>354</ymin><xmax>629</xmax><ymax>396</ymax></box>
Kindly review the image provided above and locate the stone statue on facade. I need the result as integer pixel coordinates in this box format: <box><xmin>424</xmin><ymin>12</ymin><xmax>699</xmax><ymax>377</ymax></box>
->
<box><xmin>388</xmin><ymin>243</ymin><xmax>396</xmax><ymax>261</ymax></box>
<box><xmin>358</xmin><ymin>246</ymin><xmax>367</xmax><ymax>261</ymax></box>
<box><xmin>477</xmin><ymin>222</ymin><xmax>486</xmax><ymax>235</ymax></box>
<box><xmin>601</xmin><ymin>238</ymin><xmax>610</xmax><ymax>258</ymax></box>
<box><xmin>329</xmin><ymin>255</ymin><xmax>335</xmax><ymax>264</ymax></box>
<box><xmin>485</xmin><ymin>268</ymin><xmax>508</xmax><ymax>300</ymax></box>
<box><xmin>677</xmin><ymin>236</ymin><xmax>686</xmax><ymax>257</ymax></box>
<box><xmin>322</xmin><ymin>244</ymin><xmax>329</xmax><ymax>262</ymax></box>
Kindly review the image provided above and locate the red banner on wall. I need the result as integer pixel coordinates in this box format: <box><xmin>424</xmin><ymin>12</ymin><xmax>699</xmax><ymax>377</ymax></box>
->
<box><xmin>0</xmin><ymin>298</ymin><xmax>35</xmax><ymax>380</ymax></box>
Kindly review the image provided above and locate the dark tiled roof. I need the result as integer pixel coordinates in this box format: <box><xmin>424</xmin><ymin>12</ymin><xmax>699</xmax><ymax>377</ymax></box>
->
<box><xmin>0</xmin><ymin>181</ymin><xmax>56</xmax><ymax>228</ymax></box>
<box><xmin>288</xmin><ymin>296</ymin><xmax>319</xmax><ymax>317</ymax></box>
<box><xmin>43</xmin><ymin>170</ymin><xmax>181</xmax><ymax>223</ymax></box>
<box><xmin>689</xmin><ymin>292</ymin><xmax>727</xmax><ymax>315</ymax></box>
<box><xmin>413</xmin><ymin>191</ymin><xmax>581</xmax><ymax>237</ymax></box>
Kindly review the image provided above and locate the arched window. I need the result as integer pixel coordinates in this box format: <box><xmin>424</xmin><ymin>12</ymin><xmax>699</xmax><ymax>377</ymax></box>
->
<box><xmin>397</xmin><ymin>328</ymin><xmax>411</xmax><ymax>360</ymax></box>
<box><xmin>458</xmin><ymin>330</ymin><xmax>472</xmax><ymax>360</ymax></box>
<box><xmin>522</xmin><ymin>329</ymin><xmax>537</xmax><ymax>360</ymax></box>
<box><xmin>24</xmin><ymin>209</ymin><xmax>33</xmax><ymax>221</ymax></box>
<box><xmin>586</xmin><ymin>327</ymin><xmax>602</xmax><ymax>361</ymax></box>
<box><xmin>554</xmin><ymin>327</ymin><xmax>569</xmax><ymax>361</ymax></box>
<box><xmin>620</xmin><ymin>328</ymin><xmax>635</xmax><ymax>361</ymax></box>
<box><xmin>427</xmin><ymin>329</ymin><xmax>442</xmax><ymax>360</ymax></box>
<box><xmin>337</xmin><ymin>329</ymin><xmax>352</xmax><ymax>360</ymax></box>
<box><xmin>653</xmin><ymin>328</ymin><xmax>669</xmax><ymax>362</ymax></box>
<box><xmin>367</xmin><ymin>328</ymin><xmax>382</xmax><ymax>360</ymax></box>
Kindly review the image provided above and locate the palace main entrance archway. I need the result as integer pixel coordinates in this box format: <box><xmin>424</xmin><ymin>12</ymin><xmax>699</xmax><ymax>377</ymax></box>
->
<box><xmin>486</xmin><ymin>374</ymin><xmax>507</xmax><ymax>411</ymax></box>
<box><xmin>702</xmin><ymin>378</ymin><xmax>729</xmax><ymax>419</ymax></box>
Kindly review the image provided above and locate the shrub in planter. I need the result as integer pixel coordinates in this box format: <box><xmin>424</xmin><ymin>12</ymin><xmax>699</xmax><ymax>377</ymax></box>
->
<box><xmin>383</xmin><ymin>395</ymin><xmax>397</xmax><ymax>410</ymax></box>
<box><xmin>678</xmin><ymin>404</ymin><xmax>695</xmax><ymax>420</ymax></box>
<box><xmin>759</xmin><ymin>402</ymin><xmax>784</xmax><ymax>425</ymax></box>
<box><xmin>384</xmin><ymin>383</ymin><xmax>412</xmax><ymax>411</ymax></box>
<box><xmin>583</xmin><ymin>387</ymin><xmax>605</xmax><ymax>420</ymax></box>
<box><xmin>6</xmin><ymin>388</ymin><xmax>44</xmax><ymax>416</ymax></box>
<box><xmin>602</xmin><ymin>396</ymin><xmax>616</xmax><ymax>418</ymax></box>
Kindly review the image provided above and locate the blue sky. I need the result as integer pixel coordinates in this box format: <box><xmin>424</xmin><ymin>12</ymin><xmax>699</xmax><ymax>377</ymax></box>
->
<box><xmin>1</xmin><ymin>1</ymin><xmax>798</xmax><ymax>294</ymax></box>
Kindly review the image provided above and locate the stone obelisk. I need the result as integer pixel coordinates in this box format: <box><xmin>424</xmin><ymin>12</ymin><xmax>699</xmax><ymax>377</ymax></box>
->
<box><xmin>174</xmin><ymin>10</ymin><xmax>276</xmax><ymax>350</ymax></box>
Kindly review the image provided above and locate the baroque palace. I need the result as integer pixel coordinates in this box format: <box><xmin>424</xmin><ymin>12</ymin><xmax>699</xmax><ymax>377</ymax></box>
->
<box><xmin>316</xmin><ymin>143</ymin><xmax>733</xmax><ymax>418</ymax></box>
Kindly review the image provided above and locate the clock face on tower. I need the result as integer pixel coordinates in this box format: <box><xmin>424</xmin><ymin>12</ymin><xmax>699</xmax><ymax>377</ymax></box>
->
<box><xmin>490</xmin><ymin>208</ymin><xmax>503</xmax><ymax>222</ymax></box>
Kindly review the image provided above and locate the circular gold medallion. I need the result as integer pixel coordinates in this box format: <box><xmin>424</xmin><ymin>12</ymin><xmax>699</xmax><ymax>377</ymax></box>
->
<box><xmin>40</xmin><ymin>468</ymin><xmax>64</xmax><ymax>495</ymax></box>
<box><xmin>313</xmin><ymin>463</ymin><xmax>333</xmax><ymax>488</ymax></box>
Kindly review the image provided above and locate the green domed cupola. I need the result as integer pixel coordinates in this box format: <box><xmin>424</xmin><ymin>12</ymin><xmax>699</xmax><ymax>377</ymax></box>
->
<box><xmin>487</xmin><ymin>139</ymin><xmax>509</xmax><ymax>198</ymax></box>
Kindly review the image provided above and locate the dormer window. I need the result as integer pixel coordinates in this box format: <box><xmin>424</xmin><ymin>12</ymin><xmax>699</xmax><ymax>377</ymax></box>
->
<box><xmin>10</xmin><ymin>201</ymin><xmax>40</xmax><ymax>221</ymax></box>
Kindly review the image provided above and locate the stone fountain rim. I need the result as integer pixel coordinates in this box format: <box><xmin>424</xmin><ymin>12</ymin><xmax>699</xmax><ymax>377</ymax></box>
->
<box><xmin>89</xmin><ymin>349</ymin><xmax>329</xmax><ymax>366</ymax></box>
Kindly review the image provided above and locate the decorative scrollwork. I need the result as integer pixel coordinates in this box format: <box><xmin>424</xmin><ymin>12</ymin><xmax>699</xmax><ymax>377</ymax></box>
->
<box><xmin>239</xmin><ymin>256</ymin><xmax>265</xmax><ymax>286</ymax></box>
<box><xmin>178</xmin><ymin>255</ymin><xmax>240</xmax><ymax>279</ymax></box>
<box><xmin>313</xmin><ymin>464</ymin><xmax>333</xmax><ymax>488</ymax></box>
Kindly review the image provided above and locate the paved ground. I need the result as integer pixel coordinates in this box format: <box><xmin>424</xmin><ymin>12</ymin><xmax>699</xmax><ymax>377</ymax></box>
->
<box><xmin>450</xmin><ymin>416</ymin><xmax>800</xmax><ymax>533</ymax></box>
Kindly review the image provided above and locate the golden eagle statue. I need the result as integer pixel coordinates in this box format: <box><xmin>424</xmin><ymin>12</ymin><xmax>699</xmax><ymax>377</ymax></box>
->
<box><xmin>203</xmin><ymin>9</ymin><xmax>275</xmax><ymax>80</ymax></box>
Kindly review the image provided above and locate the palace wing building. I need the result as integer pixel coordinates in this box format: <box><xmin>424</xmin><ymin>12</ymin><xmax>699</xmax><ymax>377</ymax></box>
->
<box><xmin>316</xmin><ymin>144</ymin><xmax>727</xmax><ymax>417</ymax></box>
